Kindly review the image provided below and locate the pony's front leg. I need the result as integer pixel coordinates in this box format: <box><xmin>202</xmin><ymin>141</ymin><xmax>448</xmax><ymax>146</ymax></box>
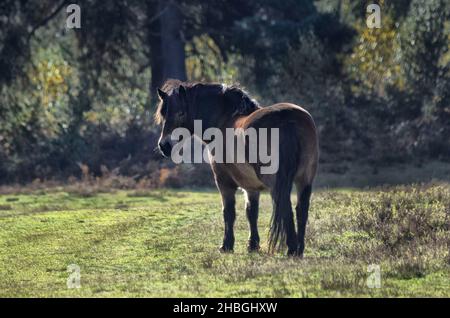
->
<box><xmin>218</xmin><ymin>186</ymin><xmax>237</xmax><ymax>253</ymax></box>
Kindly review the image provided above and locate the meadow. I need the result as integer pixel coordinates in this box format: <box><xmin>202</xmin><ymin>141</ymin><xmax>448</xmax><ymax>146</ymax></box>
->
<box><xmin>0</xmin><ymin>180</ymin><xmax>448</xmax><ymax>297</ymax></box>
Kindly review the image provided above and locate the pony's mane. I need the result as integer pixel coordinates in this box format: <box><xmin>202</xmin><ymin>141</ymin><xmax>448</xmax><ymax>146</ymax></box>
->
<box><xmin>154</xmin><ymin>79</ymin><xmax>259</xmax><ymax>124</ymax></box>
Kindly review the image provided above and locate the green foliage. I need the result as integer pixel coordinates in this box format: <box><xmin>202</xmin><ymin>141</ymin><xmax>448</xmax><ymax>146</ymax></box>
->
<box><xmin>185</xmin><ymin>35</ymin><xmax>239</xmax><ymax>83</ymax></box>
<box><xmin>400</xmin><ymin>0</ymin><xmax>449</xmax><ymax>95</ymax></box>
<box><xmin>345</xmin><ymin>15</ymin><xmax>403</xmax><ymax>95</ymax></box>
<box><xmin>0</xmin><ymin>0</ymin><xmax>449</xmax><ymax>183</ymax></box>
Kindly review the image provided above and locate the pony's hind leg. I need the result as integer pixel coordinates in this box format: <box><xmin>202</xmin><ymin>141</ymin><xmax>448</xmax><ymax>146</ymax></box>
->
<box><xmin>295</xmin><ymin>182</ymin><xmax>312</xmax><ymax>258</ymax></box>
<box><xmin>244</xmin><ymin>190</ymin><xmax>260</xmax><ymax>252</ymax></box>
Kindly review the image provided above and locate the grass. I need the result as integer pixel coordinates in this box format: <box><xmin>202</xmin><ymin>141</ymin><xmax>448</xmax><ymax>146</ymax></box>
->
<box><xmin>0</xmin><ymin>184</ymin><xmax>448</xmax><ymax>297</ymax></box>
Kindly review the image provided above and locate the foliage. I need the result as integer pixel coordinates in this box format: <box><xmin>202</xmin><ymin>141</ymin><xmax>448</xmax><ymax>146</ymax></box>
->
<box><xmin>185</xmin><ymin>35</ymin><xmax>239</xmax><ymax>83</ymax></box>
<box><xmin>346</xmin><ymin>15</ymin><xmax>403</xmax><ymax>95</ymax></box>
<box><xmin>0</xmin><ymin>0</ymin><xmax>449</xmax><ymax>183</ymax></box>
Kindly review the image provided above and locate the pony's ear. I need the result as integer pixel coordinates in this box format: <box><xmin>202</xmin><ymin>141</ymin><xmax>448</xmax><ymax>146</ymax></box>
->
<box><xmin>157</xmin><ymin>88</ymin><xmax>168</xmax><ymax>100</ymax></box>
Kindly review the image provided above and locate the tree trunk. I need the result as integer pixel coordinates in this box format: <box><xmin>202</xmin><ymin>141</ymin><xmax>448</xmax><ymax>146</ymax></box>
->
<box><xmin>148</xmin><ymin>0</ymin><xmax>187</xmax><ymax>102</ymax></box>
<box><xmin>148</xmin><ymin>3</ymin><xmax>164</xmax><ymax>100</ymax></box>
<box><xmin>159</xmin><ymin>0</ymin><xmax>187</xmax><ymax>82</ymax></box>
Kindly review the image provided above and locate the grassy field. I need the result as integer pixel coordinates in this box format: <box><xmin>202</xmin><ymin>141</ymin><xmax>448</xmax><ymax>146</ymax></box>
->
<box><xmin>0</xmin><ymin>183</ymin><xmax>448</xmax><ymax>297</ymax></box>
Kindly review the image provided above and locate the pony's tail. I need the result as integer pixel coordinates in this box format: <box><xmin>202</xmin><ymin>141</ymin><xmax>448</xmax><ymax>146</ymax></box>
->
<box><xmin>268</xmin><ymin>125</ymin><xmax>300</xmax><ymax>253</ymax></box>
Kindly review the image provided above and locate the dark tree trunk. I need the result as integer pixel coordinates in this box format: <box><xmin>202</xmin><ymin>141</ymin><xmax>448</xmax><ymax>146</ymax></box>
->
<box><xmin>159</xmin><ymin>0</ymin><xmax>187</xmax><ymax>82</ymax></box>
<box><xmin>148</xmin><ymin>0</ymin><xmax>187</xmax><ymax>102</ymax></box>
<box><xmin>148</xmin><ymin>3</ymin><xmax>164</xmax><ymax>101</ymax></box>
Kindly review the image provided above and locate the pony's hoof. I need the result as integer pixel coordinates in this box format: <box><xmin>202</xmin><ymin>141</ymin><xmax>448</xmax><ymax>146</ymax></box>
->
<box><xmin>289</xmin><ymin>249</ymin><xmax>304</xmax><ymax>259</ymax></box>
<box><xmin>287</xmin><ymin>248</ymin><xmax>297</xmax><ymax>257</ymax></box>
<box><xmin>296</xmin><ymin>246</ymin><xmax>305</xmax><ymax>259</ymax></box>
<box><xmin>219</xmin><ymin>246</ymin><xmax>234</xmax><ymax>253</ymax></box>
<box><xmin>247</xmin><ymin>242</ymin><xmax>260</xmax><ymax>253</ymax></box>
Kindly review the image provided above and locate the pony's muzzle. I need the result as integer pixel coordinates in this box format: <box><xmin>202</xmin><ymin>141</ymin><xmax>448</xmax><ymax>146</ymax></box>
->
<box><xmin>158</xmin><ymin>140</ymin><xmax>172</xmax><ymax>157</ymax></box>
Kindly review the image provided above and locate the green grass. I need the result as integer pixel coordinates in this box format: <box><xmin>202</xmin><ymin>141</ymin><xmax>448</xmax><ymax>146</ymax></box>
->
<box><xmin>0</xmin><ymin>184</ymin><xmax>449</xmax><ymax>297</ymax></box>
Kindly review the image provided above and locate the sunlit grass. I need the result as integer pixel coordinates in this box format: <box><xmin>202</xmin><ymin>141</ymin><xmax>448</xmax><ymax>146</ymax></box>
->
<box><xmin>0</xmin><ymin>184</ymin><xmax>448</xmax><ymax>297</ymax></box>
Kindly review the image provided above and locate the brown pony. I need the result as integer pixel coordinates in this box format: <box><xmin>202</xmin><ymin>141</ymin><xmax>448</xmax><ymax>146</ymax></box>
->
<box><xmin>155</xmin><ymin>79</ymin><xmax>318</xmax><ymax>256</ymax></box>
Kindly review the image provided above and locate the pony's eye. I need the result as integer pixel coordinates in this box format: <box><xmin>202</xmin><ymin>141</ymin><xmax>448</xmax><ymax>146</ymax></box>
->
<box><xmin>175</xmin><ymin>111</ymin><xmax>186</xmax><ymax>124</ymax></box>
<box><xmin>161</xmin><ymin>104</ymin><xmax>168</xmax><ymax>116</ymax></box>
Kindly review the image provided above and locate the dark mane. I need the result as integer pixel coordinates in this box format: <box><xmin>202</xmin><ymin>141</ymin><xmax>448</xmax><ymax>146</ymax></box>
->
<box><xmin>154</xmin><ymin>79</ymin><xmax>260</xmax><ymax>124</ymax></box>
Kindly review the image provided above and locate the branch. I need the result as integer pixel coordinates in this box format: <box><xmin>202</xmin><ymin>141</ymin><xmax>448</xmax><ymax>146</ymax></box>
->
<box><xmin>147</xmin><ymin>5</ymin><xmax>169</xmax><ymax>26</ymax></box>
<box><xmin>28</xmin><ymin>0</ymin><xmax>68</xmax><ymax>39</ymax></box>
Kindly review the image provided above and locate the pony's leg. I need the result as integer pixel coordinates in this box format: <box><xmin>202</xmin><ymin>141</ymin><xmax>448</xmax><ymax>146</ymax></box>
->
<box><xmin>244</xmin><ymin>190</ymin><xmax>260</xmax><ymax>252</ymax></box>
<box><xmin>295</xmin><ymin>183</ymin><xmax>312</xmax><ymax>258</ymax></box>
<box><xmin>218</xmin><ymin>185</ymin><xmax>237</xmax><ymax>253</ymax></box>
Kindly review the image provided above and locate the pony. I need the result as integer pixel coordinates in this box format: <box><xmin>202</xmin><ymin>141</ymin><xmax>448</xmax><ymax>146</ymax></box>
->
<box><xmin>155</xmin><ymin>79</ymin><xmax>318</xmax><ymax>256</ymax></box>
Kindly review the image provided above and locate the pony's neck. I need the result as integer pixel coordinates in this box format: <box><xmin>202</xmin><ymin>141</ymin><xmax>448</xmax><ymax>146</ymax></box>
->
<box><xmin>189</xmin><ymin>90</ymin><xmax>230</xmax><ymax>135</ymax></box>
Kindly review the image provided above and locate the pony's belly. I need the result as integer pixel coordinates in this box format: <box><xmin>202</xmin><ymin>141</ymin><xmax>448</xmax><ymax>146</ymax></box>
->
<box><xmin>228</xmin><ymin>163</ymin><xmax>267</xmax><ymax>191</ymax></box>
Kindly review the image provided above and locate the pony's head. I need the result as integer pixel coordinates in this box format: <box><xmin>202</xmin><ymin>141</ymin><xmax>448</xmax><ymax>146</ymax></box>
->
<box><xmin>154</xmin><ymin>79</ymin><xmax>260</xmax><ymax>157</ymax></box>
<box><xmin>154</xmin><ymin>79</ymin><xmax>189</xmax><ymax>157</ymax></box>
